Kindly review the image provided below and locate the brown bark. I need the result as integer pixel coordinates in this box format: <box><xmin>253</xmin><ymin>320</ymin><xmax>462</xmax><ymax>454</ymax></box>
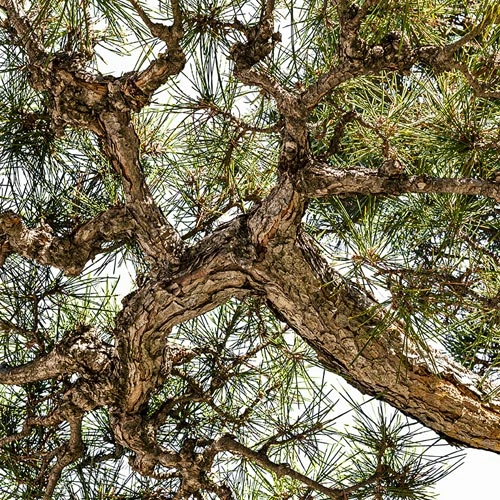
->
<box><xmin>254</xmin><ymin>232</ymin><xmax>500</xmax><ymax>452</ymax></box>
<box><xmin>0</xmin><ymin>206</ymin><xmax>135</xmax><ymax>275</ymax></box>
<box><xmin>1</xmin><ymin>0</ymin><xmax>500</xmax><ymax>497</ymax></box>
<box><xmin>299</xmin><ymin>162</ymin><xmax>500</xmax><ymax>202</ymax></box>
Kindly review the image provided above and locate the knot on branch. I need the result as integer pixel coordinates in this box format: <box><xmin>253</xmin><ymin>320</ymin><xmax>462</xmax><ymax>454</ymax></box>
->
<box><xmin>366</xmin><ymin>32</ymin><xmax>414</xmax><ymax>71</ymax></box>
<box><xmin>418</xmin><ymin>46</ymin><xmax>456</xmax><ymax>73</ymax></box>
<box><xmin>230</xmin><ymin>21</ymin><xmax>281</xmax><ymax>70</ymax></box>
<box><xmin>58</xmin><ymin>325</ymin><xmax>113</xmax><ymax>374</ymax></box>
<box><xmin>130</xmin><ymin>453</ymin><xmax>157</xmax><ymax>475</ymax></box>
<box><xmin>162</xmin><ymin>343</ymin><xmax>196</xmax><ymax>375</ymax></box>
<box><xmin>150</xmin><ymin>21</ymin><xmax>184</xmax><ymax>45</ymax></box>
<box><xmin>0</xmin><ymin>210</ymin><xmax>23</xmax><ymax>231</ymax></box>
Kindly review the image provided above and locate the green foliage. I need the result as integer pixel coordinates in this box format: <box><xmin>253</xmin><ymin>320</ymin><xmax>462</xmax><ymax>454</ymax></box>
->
<box><xmin>51</xmin><ymin>300</ymin><xmax>460</xmax><ymax>499</ymax></box>
<box><xmin>1</xmin><ymin>0</ymin><xmax>500</xmax><ymax>497</ymax></box>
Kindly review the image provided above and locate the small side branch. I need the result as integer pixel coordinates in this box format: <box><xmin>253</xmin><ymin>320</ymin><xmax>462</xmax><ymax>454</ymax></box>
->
<box><xmin>43</xmin><ymin>412</ymin><xmax>84</xmax><ymax>500</ymax></box>
<box><xmin>0</xmin><ymin>325</ymin><xmax>113</xmax><ymax>386</ymax></box>
<box><xmin>0</xmin><ymin>206</ymin><xmax>135</xmax><ymax>275</ymax></box>
<box><xmin>298</xmin><ymin>163</ymin><xmax>500</xmax><ymax>202</ymax></box>
<box><xmin>230</xmin><ymin>0</ymin><xmax>287</xmax><ymax>103</ymax></box>
<box><xmin>0</xmin><ymin>0</ymin><xmax>46</xmax><ymax>61</ymax></box>
<box><xmin>125</xmin><ymin>0</ymin><xmax>186</xmax><ymax>104</ymax></box>
<box><xmin>215</xmin><ymin>435</ymin><xmax>378</xmax><ymax>499</ymax></box>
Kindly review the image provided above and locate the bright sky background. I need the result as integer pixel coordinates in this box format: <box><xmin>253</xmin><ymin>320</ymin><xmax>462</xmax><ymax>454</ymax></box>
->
<box><xmin>437</xmin><ymin>449</ymin><xmax>500</xmax><ymax>498</ymax></box>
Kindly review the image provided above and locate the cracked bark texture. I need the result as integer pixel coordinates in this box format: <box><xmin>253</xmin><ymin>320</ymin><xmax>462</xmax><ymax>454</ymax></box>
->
<box><xmin>1</xmin><ymin>0</ymin><xmax>500</xmax><ymax>498</ymax></box>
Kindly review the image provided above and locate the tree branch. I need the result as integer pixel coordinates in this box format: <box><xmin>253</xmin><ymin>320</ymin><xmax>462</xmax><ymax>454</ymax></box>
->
<box><xmin>113</xmin><ymin>217</ymin><xmax>257</xmax><ymax>414</ymax></box>
<box><xmin>229</xmin><ymin>0</ymin><xmax>285</xmax><ymax>101</ymax></box>
<box><xmin>302</xmin><ymin>37</ymin><xmax>415</xmax><ymax>110</ymax></box>
<box><xmin>0</xmin><ymin>351</ymin><xmax>70</xmax><ymax>386</ymax></box>
<box><xmin>43</xmin><ymin>412</ymin><xmax>84</xmax><ymax>500</ymax></box>
<box><xmin>125</xmin><ymin>0</ymin><xmax>186</xmax><ymax>105</ymax></box>
<box><xmin>298</xmin><ymin>162</ymin><xmax>500</xmax><ymax>202</ymax></box>
<box><xmin>0</xmin><ymin>206</ymin><xmax>136</xmax><ymax>275</ymax></box>
<box><xmin>215</xmin><ymin>435</ymin><xmax>381</xmax><ymax>499</ymax></box>
<box><xmin>0</xmin><ymin>0</ymin><xmax>46</xmax><ymax>61</ymax></box>
<box><xmin>1</xmin><ymin>0</ymin><xmax>186</xmax><ymax>267</ymax></box>
<box><xmin>247</xmin><ymin>174</ymin><xmax>305</xmax><ymax>248</ymax></box>
<box><xmin>255</xmin><ymin>232</ymin><xmax>500</xmax><ymax>453</ymax></box>
<box><xmin>98</xmin><ymin>112</ymin><xmax>185</xmax><ymax>263</ymax></box>
<box><xmin>0</xmin><ymin>326</ymin><xmax>113</xmax><ymax>385</ymax></box>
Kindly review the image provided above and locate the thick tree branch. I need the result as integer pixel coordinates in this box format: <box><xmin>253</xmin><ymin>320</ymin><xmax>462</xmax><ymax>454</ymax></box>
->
<box><xmin>0</xmin><ymin>206</ymin><xmax>135</xmax><ymax>275</ymax></box>
<box><xmin>109</xmin><ymin>413</ymin><xmax>228</xmax><ymax>495</ymax></box>
<box><xmin>0</xmin><ymin>351</ymin><xmax>71</xmax><ymax>386</ymax></box>
<box><xmin>2</xmin><ymin>1</ymin><xmax>500</xmax><ymax>495</ymax></box>
<box><xmin>298</xmin><ymin>162</ymin><xmax>500</xmax><ymax>202</ymax></box>
<box><xmin>113</xmin><ymin>217</ymin><xmax>257</xmax><ymax>414</ymax></box>
<box><xmin>254</xmin><ymin>233</ymin><xmax>500</xmax><ymax>453</ymax></box>
<box><xmin>247</xmin><ymin>174</ymin><xmax>304</xmax><ymax>248</ymax></box>
<box><xmin>302</xmin><ymin>1</ymin><xmax>414</xmax><ymax>109</ymax></box>
<box><xmin>98</xmin><ymin>112</ymin><xmax>185</xmax><ymax>262</ymax></box>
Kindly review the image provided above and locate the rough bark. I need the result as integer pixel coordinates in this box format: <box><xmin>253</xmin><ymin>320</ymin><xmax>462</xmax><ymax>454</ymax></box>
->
<box><xmin>254</xmin><ymin>232</ymin><xmax>500</xmax><ymax>452</ymax></box>
<box><xmin>299</xmin><ymin>162</ymin><xmax>500</xmax><ymax>202</ymax></box>
<box><xmin>1</xmin><ymin>0</ymin><xmax>500</xmax><ymax>497</ymax></box>
<box><xmin>0</xmin><ymin>206</ymin><xmax>136</xmax><ymax>275</ymax></box>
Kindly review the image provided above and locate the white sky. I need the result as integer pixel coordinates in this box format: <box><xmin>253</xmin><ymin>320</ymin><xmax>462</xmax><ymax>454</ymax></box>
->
<box><xmin>437</xmin><ymin>449</ymin><xmax>500</xmax><ymax>498</ymax></box>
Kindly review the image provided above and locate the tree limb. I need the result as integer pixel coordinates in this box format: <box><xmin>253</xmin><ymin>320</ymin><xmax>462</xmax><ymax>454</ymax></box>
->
<box><xmin>254</xmin><ymin>232</ymin><xmax>500</xmax><ymax>453</ymax></box>
<box><xmin>125</xmin><ymin>0</ymin><xmax>186</xmax><ymax>105</ymax></box>
<box><xmin>0</xmin><ymin>0</ymin><xmax>46</xmax><ymax>61</ymax></box>
<box><xmin>0</xmin><ymin>206</ymin><xmax>136</xmax><ymax>275</ymax></box>
<box><xmin>113</xmin><ymin>217</ymin><xmax>257</xmax><ymax>414</ymax></box>
<box><xmin>1</xmin><ymin>0</ymin><xmax>186</xmax><ymax>266</ymax></box>
<box><xmin>0</xmin><ymin>351</ymin><xmax>71</xmax><ymax>386</ymax></box>
<box><xmin>215</xmin><ymin>435</ymin><xmax>381</xmax><ymax>499</ymax></box>
<box><xmin>298</xmin><ymin>162</ymin><xmax>500</xmax><ymax>202</ymax></box>
<box><xmin>43</xmin><ymin>412</ymin><xmax>84</xmax><ymax>500</ymax></box>
<box><xmin>0</xmin><ymin>326</ymin><xmax>113</xmax><ymax>385</ymax></box>
<box><xmin>98</xmin><ymin>112</ymin><xmax>185</xmax><ymax>263</ymax></box>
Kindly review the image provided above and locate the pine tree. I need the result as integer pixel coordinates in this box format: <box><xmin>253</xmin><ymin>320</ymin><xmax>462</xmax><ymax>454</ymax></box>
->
<box><xmin>0</xmin><ymin>0</ymin><xmax>499</xmax><ymax>498</ymax></box>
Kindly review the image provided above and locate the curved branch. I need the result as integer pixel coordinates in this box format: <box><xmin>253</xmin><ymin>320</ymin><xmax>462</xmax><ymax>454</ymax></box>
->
<box><xmin>113</xmin><ymin>217</ymin><xmax>257</xmax><ymax>413</ymax></box>
<box><xmin>254</xmin><ymin>233</ymin><xmax>500</xmax><ymax>453</ymax></box>
<box><xmin>0</xmin><ymin>206</ymin><xmax>136</xmax><ymax>275</ymax></box>
<box><xmin>1</xmin><ymin>1</ymin><xmax>186</xmax><ymax>267</ymax></box>
<box><xmin>125</xmin><ymin>0</ymin><xmax>186</xmax><ymax>106</ymax></box>
<box><xmin>302</xmin><ymin>5</ymin><xmax>500</xmax><ymax>111</ymax></box>
<box><xmin>230</xmin><ymin>0</ymin><xmax>286</xmax><ymax>102</ymax></box>
<box><xmin>98</xmin><ymin>112</ymin><xmax>185</xmax><ymax>262</ymax></box>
